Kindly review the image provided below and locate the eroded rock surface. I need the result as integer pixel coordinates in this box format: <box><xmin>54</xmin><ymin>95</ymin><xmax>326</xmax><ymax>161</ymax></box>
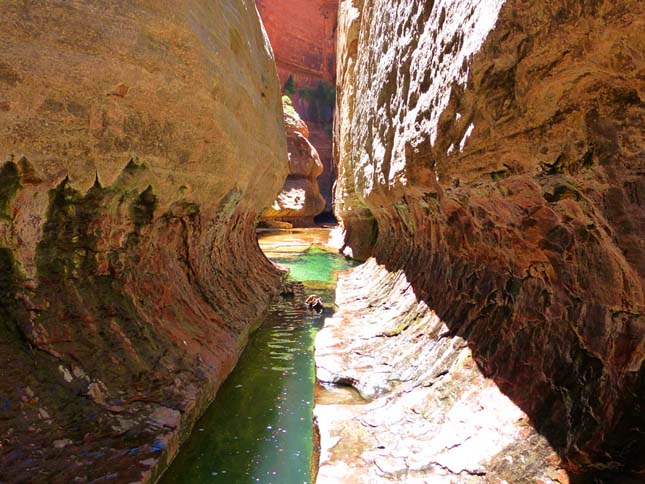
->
<box><xmin>329</xmin><ymin>0</ymin><xmax>644</xmax><ymax>480</ymax></box>
<box><xmin>316</xmin><ymin>260</ymin><xmax>567</xmax><ymax>483</ymax></box>
<box><xmin>0</xmin><ymin>1</ymin><xmax>287</xmax><ymax>481</ymax></box>
<box><xmin>263</xmin><ymin>98</ymin><xmax>326</xmax><ymax>226</ymax></box>
<box><xmin>256</xmin><ymin>0</ymin><xmax>339</xmax><ymax>213</ymax></box>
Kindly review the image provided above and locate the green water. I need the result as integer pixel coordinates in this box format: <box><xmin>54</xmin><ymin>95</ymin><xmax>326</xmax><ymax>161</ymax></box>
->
<box><xmin>161</xmin><ymin>244</ymin><xmax>356</xmax><ymax>484</ymax></box>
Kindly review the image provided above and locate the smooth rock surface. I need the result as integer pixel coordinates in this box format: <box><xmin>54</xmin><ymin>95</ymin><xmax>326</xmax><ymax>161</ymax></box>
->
<box><xmin>0</xmin><ymin>1</ymin><xmax>287</xmax><ymax>481</ymax></box>
<box><xmin>256</xmin><ymin>0</ymin><xmax>338</xmax><ymax>89</ymax></box>
<box><xmin>331</xmin><ymin>0</ymin><xmax>644</xmax><ymax>479</ymax></box>
<box><xmin>316</xmin><ymin>260</ymin><xmax>566</xmax><ymax>483</ymax></box>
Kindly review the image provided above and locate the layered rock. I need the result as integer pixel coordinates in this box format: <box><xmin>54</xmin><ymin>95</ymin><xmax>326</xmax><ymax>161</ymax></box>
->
<box><xmin>316</xmin><ymin>260</ymin><xmax>566</xmax><ymax>482</ymax></box>
<box><xmin>256</xmin><ymin>0</ymin><xmax>339</xmax><ymax>214</ymax></box>
<box><xmin>0</xmin><ymin>1</ymin><xmax>287</xmax><ymax>481</ymax></box>
<box><xmin>328</xmin><ymin>0</ymin><xmax>644</xmax><ymax>480</ymax></box>
<box><xmin>262</xmin><ymin>97</ymin><xmax>326</xmax><ymax>226</ymax></box>
<box><xmin>256</xmin><ymin>0</ymin><xmax>338</xmax><ymax>89</ymax></box>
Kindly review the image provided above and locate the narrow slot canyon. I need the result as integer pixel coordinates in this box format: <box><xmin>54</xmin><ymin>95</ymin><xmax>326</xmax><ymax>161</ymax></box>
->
<box><xmin>0</xmin><ymin>1</ymin><xmax>643</xmax><ymax>484</ymax></box>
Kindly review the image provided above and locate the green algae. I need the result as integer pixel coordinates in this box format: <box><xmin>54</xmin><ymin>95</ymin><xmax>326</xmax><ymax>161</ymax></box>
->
<box><xmin>161</xmin><ymin>236</ymin><xmax>357</xmax><ymax>484</ymax></box>
<box><xmin>131</xmin><ymin>185</ymin><xmax>157</xmax><ymax>229</ymax></box>
<box><xmin>34</xmin><ymin>175</ymin><xmax>173</xmax><ymax>379</ymax></box>
<box><xmin>0</xmin><ymin>247</ymin><xmax>26</xmax><ymax>341</ymax></box>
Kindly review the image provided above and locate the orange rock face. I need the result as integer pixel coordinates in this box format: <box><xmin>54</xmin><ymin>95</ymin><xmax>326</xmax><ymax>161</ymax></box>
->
<box><xmin>331</xmin><ymin>0</ymin><xmax>644</xmax><ymax>480</ymax></box>
<box><xmin>262</xmin><ymin>98</ymin><xmax>326</xmax><ymax>225</ymax></box>
<box><xmin>256</xmin><ymin>0</ymin><xmax>338</xmax><ymax>89</ymax></box>
<box><xmin>257</xmin><ymin>0</ymin><xmax>339</xmax><ymax>214</ymax></box>
<box><xmin>0</xmin><ymin>1</ymin><xmax>287</xmax><ymax>481</ymax></box>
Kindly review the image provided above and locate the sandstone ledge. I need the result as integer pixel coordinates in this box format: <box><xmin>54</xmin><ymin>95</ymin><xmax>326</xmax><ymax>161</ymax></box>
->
<box><xmin>315</xmin><ymin>259</ymin><xmax>566</xmax><ymax>483</ymax></box>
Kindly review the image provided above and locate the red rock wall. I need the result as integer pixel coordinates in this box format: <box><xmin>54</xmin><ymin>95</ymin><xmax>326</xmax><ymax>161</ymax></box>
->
<box><xmin>256</xmin><ymin>0</ymin><xmax>337</xmax><ymax>89</ymax></box>
<box><xmin>0</xmin><ymin>1</ymin><xmax>287</xmax><ymax>481</ymax></box>
<box><xmin>334</xmin><ymin>0</ymin><xmax>644</xmax><ymax>478</ymax></box>
<box><xmin>262</xmin><ymin>98</ymin><xmax>326</xmax><ymax>225</ymax></box>
<box><xmin>257</xmin><ymin>0</ymin><xmax>339</xmax><ymax>214</ymax></box>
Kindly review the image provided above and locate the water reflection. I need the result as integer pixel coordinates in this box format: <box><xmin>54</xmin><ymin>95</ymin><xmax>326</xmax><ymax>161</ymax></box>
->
<box><xmin>161</xmin><ymin>231</ymin><xmax>356</xmax><ymax>484</ymax></box>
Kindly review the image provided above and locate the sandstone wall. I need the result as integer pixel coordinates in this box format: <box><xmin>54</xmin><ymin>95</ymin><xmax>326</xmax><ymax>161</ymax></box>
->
<box><xmin>262</xmin><ymin>98</ymin><xmax>326</xmax><ymax>225</ymax></box>
<box><xmin>333</xmin><ymin>0</ymin><xmax>644</xmax><ymax>478</ymax></box>
<box><xmin>256</xmin><ymin>0</ymin><xmax>339</xmax><ymax>214</ymax></box>
<box><xmin>256</xmin><ymin>0</ymin><xmax>337</xmax><ymax>89</ymax></box>
<box><xmin>0</xmin><ymin>1</ymin><xmax>287</xmax><ymax>481</ymax></box>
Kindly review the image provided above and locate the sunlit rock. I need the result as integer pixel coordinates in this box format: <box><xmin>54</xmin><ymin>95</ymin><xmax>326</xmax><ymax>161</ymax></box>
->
<box><xmin>262</xmin><ymin>97</ymin><xmax>326</xmax><ymax>225</ymax></box>
<box><xmin>256</xmin><ymin>0</ymin><xmax>339</xmax><ymax>213</ymax></box>
<box><xmin>0</xmin><ymin>0</ymin><xmax>287</xmax><ymax>481</ymax></box>
<box><xmin>328</xmin><ymin>0</ymin><xmax>645</xmax><ymax>480</ymax></box>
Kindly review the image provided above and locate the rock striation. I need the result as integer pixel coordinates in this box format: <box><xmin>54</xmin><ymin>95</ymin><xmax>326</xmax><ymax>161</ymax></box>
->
<box><xmin>256</xmin><ymin>0</ymin><xmax>339</xmax><ymax>214</ymax></box>
<box><xmin>0</xmin><ymin>1</ymin><xmax>287</xmax><ymax>482</ymax></box>
<box><xmin>262</xmin><ymin>97</ymin><xmax>326</xmax><ymax>226</ymax></box>
<box><xmin>256</xmin><ymin>0</ymin><xmax>338</xmax><ymax>89</ymax></box>
<box><xmin>316</xmin><ymin>260</ymin><xmax>566</xmax><ymax>483</ymax></box>
<box><xmin>327</xmin><ymin>0</ymin><xmax>644</xmax><ymax>480</ymax></box>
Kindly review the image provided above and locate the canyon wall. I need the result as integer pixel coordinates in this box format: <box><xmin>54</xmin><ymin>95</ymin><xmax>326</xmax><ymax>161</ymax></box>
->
<box><xmin>256</xmin><ymin>0</ymin><xmax>339</xmax><ymax>214</ymax></box>
<box><xmin>329</xmin><ymin>0</ymin><xmax>644</xmax><ymax>480</ymax></box>
<box><xmin>262</xmin><ymin>97</ymin><xmax>326</xmax><ymax>226</ymax></box>
<box><xmin>255</xmin><ymin>0</ymin><xmax>337</xmax><ymax>89</ymax></box>
<box><xmin>0</xmin><ymin>1</ymin><xmax>287</xmax><ymax>481</ymax></box>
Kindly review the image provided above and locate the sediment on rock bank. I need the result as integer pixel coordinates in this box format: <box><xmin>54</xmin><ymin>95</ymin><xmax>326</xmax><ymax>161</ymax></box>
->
<box><xmin>0</xmin><ymin>1</ymin><xmax>288</xmax><ymax>481</ymax></box>
<box><xmin>332</xmin><ymin>0</ymin><xmax>644</xmax><ymax>478</ymax></box>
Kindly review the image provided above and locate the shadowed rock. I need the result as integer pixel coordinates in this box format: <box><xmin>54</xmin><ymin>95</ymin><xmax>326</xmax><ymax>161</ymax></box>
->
<box><xmin>326</xmin><ymin>0</ymin><xmax>645</xmax><ymax>481</ymax></box>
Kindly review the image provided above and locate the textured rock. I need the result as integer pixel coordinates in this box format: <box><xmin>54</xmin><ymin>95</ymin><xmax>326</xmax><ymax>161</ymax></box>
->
<box><xmin>256</xmin><ymin>0</ymin><xmax>338</xmax><ymax>89</ymax></box>
<box><xmin>256</xmin><ymin>0</ymin><xmax>339</xmax><ymax>214</ymax></box>
<box><xmin>332</xmin><ymin>0</ymin><xmax>644</xmax><ymax>479</ymax></box>
<box><xmin>262</xmin><ymin>98</ymin><xmax>326</xmax><ymax>225</ymax></box>
<box><xmin>0</xmin><ymin>1</ymin><xmax>287</xmax><ymax>482</ymax></box>
<box><xmin>316</xmin><ymin>260</ymin><xmax>566</xmax><ymax>483</ymax></box>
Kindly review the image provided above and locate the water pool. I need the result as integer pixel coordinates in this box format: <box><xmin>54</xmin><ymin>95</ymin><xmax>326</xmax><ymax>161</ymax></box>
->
<box><xmin>160</xmin><ymin>231</ymin><xmax>356</xmax><ymax>484</ymax></box>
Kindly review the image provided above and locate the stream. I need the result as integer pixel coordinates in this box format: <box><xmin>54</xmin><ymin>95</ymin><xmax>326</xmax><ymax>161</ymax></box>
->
<box><xmin>160</xmin><ymin>229</ymin><xmax>356</xmax><ymax>484</ymax></box>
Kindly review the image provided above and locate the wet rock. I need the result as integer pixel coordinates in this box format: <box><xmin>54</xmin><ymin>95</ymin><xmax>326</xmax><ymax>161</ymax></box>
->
<box><xmin>86</xmin><ymin>381</ymin><xmax>109</xmax><ymax>406</ymax></box>
<box><xmin>306</xmin><ymin>294</ymin><xmax>324</xmax><ymax>312</ymax></box>
<box><xmin>53</xmin><ymin>439</ymin><xmax>72</xmax><ymax>449</ymax></box>
<box><xmin>333</xmin><ymin>0</ymin><xmax>644</xmax><ymax>478</ymax></box>
<box><xmin>148</xmin><ymin>406</ymin><xmax>181</xmax><ymax>431</ymax></box>
<box><xmin>58</xmin><ymin>365</ymin><xmax>74</xmax><ymax>383</ymax></box>
<box><xmin>280</xmin><ymin>283</ymin><xmax>297</xmax><ymax>299</ymax></box>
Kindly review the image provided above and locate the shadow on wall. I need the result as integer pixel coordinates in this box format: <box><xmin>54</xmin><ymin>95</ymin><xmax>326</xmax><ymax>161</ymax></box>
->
<box><xmin>334</xmin><ymin>0</ymin><xmax>645</xmax><ymax>480</ymax></box>
<box><xmin>369</xmin><ymin>232</ymin><xmax>643</xmax><ymax>483</ymax></box>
